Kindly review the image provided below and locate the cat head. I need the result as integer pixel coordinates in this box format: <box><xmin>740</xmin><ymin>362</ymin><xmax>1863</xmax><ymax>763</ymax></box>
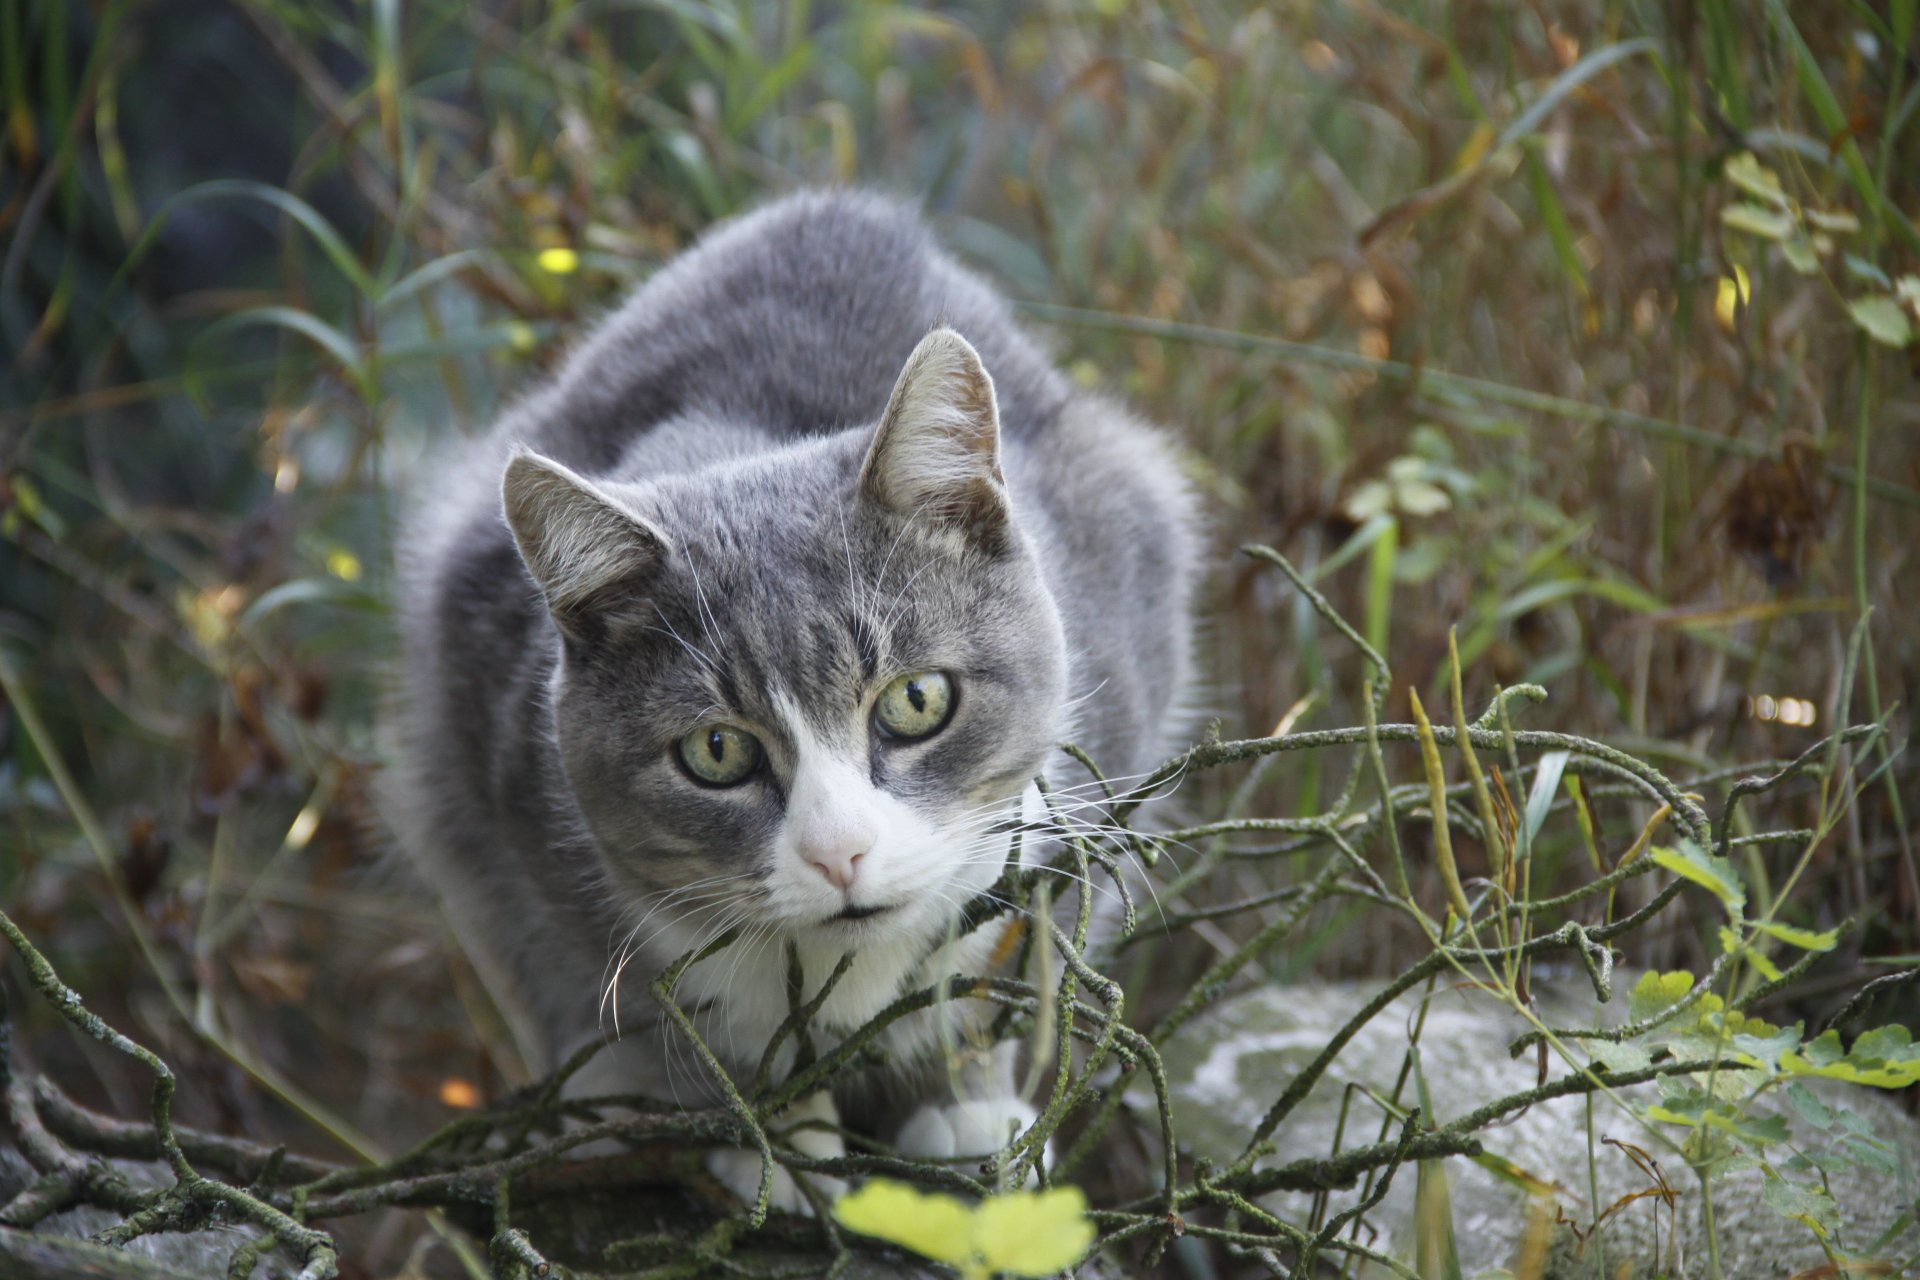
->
<box><xmin>501</xmin><ymin>328</ymin><xmax>1068</xmax><ymax>955</ymax></box>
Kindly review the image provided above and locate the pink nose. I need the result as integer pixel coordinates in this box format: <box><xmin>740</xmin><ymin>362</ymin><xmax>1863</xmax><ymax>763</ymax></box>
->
<box><xmin>802</xmin><ymin>838</ymin><xmax>869</xmax><ymax>892</ymax></box>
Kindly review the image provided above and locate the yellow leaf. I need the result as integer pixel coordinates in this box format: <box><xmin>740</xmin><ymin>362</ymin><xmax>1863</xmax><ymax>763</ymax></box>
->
<box><xmin>833</xmin><ymin>1181</ymin><xmax>975</xmax><ymax>1266</ymax></box>
<box><xmin>1450</xmin><ymin>121</ymin><xmax>1496</xmax><ymax>176</ymax></box>
<box><xmin>326</xmin><ymin>548</ymin><xmax>363</xmax><ymax>582</ymax></box>
<box><xmin>974</xmin><ymin>1186</ymin><xmax>1096</xmax><ymax>1277</ymax></box>
<box><xmin>1714</xmin><ymin>264</ymin><xmax>1750</xmax><ymax>330</ymax></box>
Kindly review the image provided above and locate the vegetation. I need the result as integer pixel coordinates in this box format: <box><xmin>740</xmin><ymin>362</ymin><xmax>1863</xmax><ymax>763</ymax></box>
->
<box><xmin>2</xmin><ymin>1</ymin><xmax>1916</xmax><ymax>1277</ymax></box>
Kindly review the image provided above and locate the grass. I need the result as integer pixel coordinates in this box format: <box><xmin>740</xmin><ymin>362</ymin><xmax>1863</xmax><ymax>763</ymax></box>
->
<box><xmin>1</xmin><ymin>0</ymin><xmax>1916</xmax><ymax>1276</ymax></box>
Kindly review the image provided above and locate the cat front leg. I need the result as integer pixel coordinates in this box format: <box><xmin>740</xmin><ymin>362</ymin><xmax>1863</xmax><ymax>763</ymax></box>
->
<box><xmin>705</xmin><ymin>1089</ymin><xmax>848</xmax><ymax>1215</ymax></box>
<box><xmin>894</xmin><ymin>1041</ymin><xmax>1044</xmax><ymax>1183</ymax></box>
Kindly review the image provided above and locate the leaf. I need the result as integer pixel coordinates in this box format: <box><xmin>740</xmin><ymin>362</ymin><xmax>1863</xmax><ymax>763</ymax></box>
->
<box><xmin>1844</xmin><ymin>254</ymin><xmax>1892</xmax><ymax>286</ymax></box>
<box><xmin>1721</xmin><ymin>202</ymin><xmax>1796</xmax><ymax>240</ymax></box>
<box><xmin>1704</xmin><ymin>1108</ymin><xmax>1790</xmax><ymax>1148</ymax></box>
<box><xmin>833</xmin><ymin>1180</ymin><xmax>975</xmax><ymax>1265</ymax></box>
<box><xmin>1803</xmin><ymin>207</ymin><xmax>1860</xmax><ymax>233</ymax></box>
<box><xmin>1723</xmin><ymin>152</ymin><xmax>1788</xmax><ymax>206</ymax></box>
<box><xmin>834</xmin><ymin>1181</ymin><xmax>1096</xmax><ymax>1278</ymax></box>
<box><xmin>1781</xmin><ymin>1028</ymin><xmax>1920</xmax><ymax>1088</ymax></box>
<box><xmin>130</xmin><ymin>178</ymin><xmax>376</xmax><ymax>297</ymax></box>
<box><xmin>1522</xmin><ymin>750</ymin><xmax>1569</xmax><ymax>846</ymax></box>
<box><xmin>1729</xmin><ymin>1023</ymin><xmax>1803</xmax><ymax>1069</ymax></box>
<box><xmin>1847</xmin><ymin>295</ymin><xmax>1914</xmax><ymax>347</ymax></box>
<box><xmin>1723</xmin><ymin>927</ymin><xmax>1785</xmax><ymax>982</ymax></box>
<box><xmin>1782</xmin><ymin>1082</ymin><xmax>1832</xmax><ymax>1131</ymax></box>
<box><xmin>1780</xmin><ymin>234</ymin><xmax>1820</xmax><ymax>275</ymax></box>
<box><xmin>1841</xmin><ymin>1134</ymin><xmax>1899</xmax><ymax>1174</ymax></box>
<box><xmin>973</xmin><ymin>1186</ymin><xmax>1096</xmax><ymax>1277</ymax></box>
<box><xmin>1651</xmin><ymin>842</ymin><xmax>1746</xmax><ymax>917</ymax></box>
<box><xmin>1715</xmin><ymin>271</ymin><xmax>1748</xmax><ymax>328</ymax></box>
<box><xmin>1802</xmin><ymin>1029</ymin><xmax>1845</xmax><ymax>1067</ymax></box>
<box><xmin>1849</xmin><ymin>1023</ymin><xmax>1918</xmax><ymax>1064</ymax></box>
<box><xmin>1588</xmin><ymin>1041</ymin><xmax>1652</xmax><ymax>1074</ymax></box>
<box><xmin>1628</xmin><ymin>970</ymin><xmax>1696</xmax><ymax>1023</ymax></box>
<box><xmin>1394</xmin><ymin>477</ymin><xmax>1452</xmax><ymax>517</ymax></box>
<box><xmin>1762</xmin><ymin>1177</ymin><xmax>1838</xmax><ymax>1236</ymax></box>
<box><xmin>1750</xmin><ymin>920</ymin><xmax>1841</xmax><ymax>952</ymax></box>
<box><xmin>1898</xmin><ymin>274</ymin><xmax>1920</xmax><ymax>315</ymax></box>
<box><xmin>1491</xmin><ymin>38</ymin><xmax>1658</xmax><ymax>154</ymax></box>
<box><xmin>238</xmin><ymin>577</ymin><xmax>382</xmax><ymax>627</ymax></box>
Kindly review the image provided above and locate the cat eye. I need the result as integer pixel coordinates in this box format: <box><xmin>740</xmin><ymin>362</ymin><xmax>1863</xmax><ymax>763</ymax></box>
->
<box><xmin>874</xmin><ymin>671</ymin><xmax>954</xmax><ymax>741</ymax></box>
<box><xmin>677</xmin><ymin>724</ymin><xmax>763</xmax><ymax>786</ymax></box>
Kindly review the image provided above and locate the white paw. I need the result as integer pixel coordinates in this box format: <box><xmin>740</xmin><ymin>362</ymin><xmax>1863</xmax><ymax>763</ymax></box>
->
<box><xmin>704</xmin><ymin>1147</ymin><xmax>847</xmax><ymax>1215</ymax></box>
<box><xmin>896</xmin><ymin>1097</ymin><xmax>1043</xmax><ymax>1179</ymax></box>
<box><xmin>704</xmin><ymin>1091</ymin><xmax>848</xmax><ymax>1215</ymax></box>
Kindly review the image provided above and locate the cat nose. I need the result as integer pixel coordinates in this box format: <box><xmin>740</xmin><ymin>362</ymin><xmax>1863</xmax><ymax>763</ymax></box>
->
<box><xmin>801</xmin><ymin>836</ymin><xmax>872</xmax><ymax>892</ymax></box>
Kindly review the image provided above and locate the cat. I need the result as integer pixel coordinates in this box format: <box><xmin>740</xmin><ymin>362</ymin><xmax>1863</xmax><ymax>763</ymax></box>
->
<box><xmin>385</xmin><ymin>189</ymin><xmax>1199</xmax><ymax>1209</ymax></box>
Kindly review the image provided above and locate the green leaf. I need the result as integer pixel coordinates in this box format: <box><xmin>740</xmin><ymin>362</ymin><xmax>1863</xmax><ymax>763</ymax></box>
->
<box><xmin>131</xmin><ymin>178</ymin><xmax>376</xmax><ymax>297</ymax></box>
<box><xmin>1723</xmin><ymin>928</ymin><xmax>1785</xmax><ymax>982</ymax></box>
<box><xmin>1721</xmin><ymin>202</ymin><xmax>1796</xmax><ymax>240</ymax></box>
<box><xmin>1897</xmin><ymin>274</ymin><xmax>1920</xmax><ymax>315</ymax></box>
<box><xmin>1628</xmin><ymin>970</ymin><xmax>1696</xmax><ymax>1023</ymax></box>
<box><xmin>1704</xmin><ymin>1108</ymin><xmax>1790</xmax><ymax>1148</ymax></box>
<box><xmin>1646</xmin><ymin>1103</ymin><xmax>1704</xmax><ymax>1129</ymax></box>
<box><xmin>1651</xmin><ymin>842</ymin><xmax>1745</xmax><ymax>917</ymax></box>
<box><xmin>1588</xmin><ymin>1041</ymin><xmax>1652</xmax><ymax>1074</ymax></box>
<box><xmin>1841</xmin><ymin>1135</ymin><xmax>1899</xmax><ymax>1175</ymax></box>
<box><xmin>1522</xmin><ymin>750</ymin><xmax>1569</xmax><ymax>845</ymax></box>
<box><xmin>1491</xmin><ymin>39</ymin><xmax>1658</xmax><ymax>154</ymax></box>
<box><xmin>1803</xmin><ymin>207</ymin><xmax>1859</xmax><ymax>233</ymax></box>
<box><xmin>1749</xmin><ymin>920</ymin><xmax>1841</xmax><ymax>952</ymax></box>
<box><xmin>833</xmin><ymin>1180</ymin><xmax>975</xmax><ymax>1265</ymax></box>
<box><xmin>1781</xmin><ymin>1027</ymin><xmax>1920</xmax><ymax>1088</ymax></box>
<box><xmin>1802</xmin><ymin>1030</ymin><xmax>1845</xmax><ymax>1067</ymax></box>
<box><xmin>1782</xmin><ymin>1082</ymin><xmax>1832</xmax><ymax>1131</ymax></box>
<box><xmin>1729</xmin><ymin>1023</ymin><xmax>1803</xmax><ymax>1068</ymax></box>
<box><xmin>1847</xmin><ymin>295</ymin><xmax>1914</xmax><ymax>347</ymax></box>
<box><xmin>1762</xmin><ymin>1178</ymin><xmax>1838</xmax><ymax>1236</ymax></box>
<box><xmin>240</xmin><ymin>577</ymin><xmax>383</xmax><ymax>628</ymax></box>
<box><xmin>1844</xmin><ymin>254</ymin><xmax>1892</xmax><ymax>286</ymax></box>
<box><xmin>1780</xmin><ymin>234</ymin><xmax>1820</xmax><ymax>275</ymax></box>
<box><xmin>973</xmin><ymin>1186</ymin><xmax>1096</xmax><ymax>1277</ymax></box>
<box><xmin>1849</xmin><ymin>1023</ymin><xmax>1916</xmax><ymax>1064</ymax></box>
<box><xmin>1723</xmin><ymin>152</ymin><xmax>1789</xmax><ymax>206</ymax></box>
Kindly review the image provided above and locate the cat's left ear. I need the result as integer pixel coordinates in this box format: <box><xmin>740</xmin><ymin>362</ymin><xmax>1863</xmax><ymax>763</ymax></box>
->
<box><xmin>858</xmin><ymin>327</ymin><xmax>1011</xmax><ymax>552</ymax></box>
<box><xmin>502</xmin><ymin>449</ymin><xmax>671</xmax><ymax>640</ymax></box>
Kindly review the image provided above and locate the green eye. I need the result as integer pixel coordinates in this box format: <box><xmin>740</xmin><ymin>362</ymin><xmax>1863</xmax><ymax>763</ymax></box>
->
<box><xmin>677</xmin><ymin>724</ymin><xmax>762</xmax><ymax>786</ymax></box>
<box><xmin>874</xmin><ymin>672</ymin><xmax>954</xmax><ymax>741</ymax></box>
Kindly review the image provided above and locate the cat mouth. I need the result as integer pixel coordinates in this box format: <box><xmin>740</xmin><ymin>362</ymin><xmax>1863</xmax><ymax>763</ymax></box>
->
<box><xmin>830</xmin><ymin>902</ymin><xmax>897</xmax><ymax>923</ymax></box>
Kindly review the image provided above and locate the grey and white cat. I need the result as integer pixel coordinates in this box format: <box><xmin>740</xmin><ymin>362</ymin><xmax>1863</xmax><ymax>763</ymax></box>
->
<box><xmin>386</xmin><ymin>190</ymin><xmax>1198</xmax><ymax>1206</ymax></box>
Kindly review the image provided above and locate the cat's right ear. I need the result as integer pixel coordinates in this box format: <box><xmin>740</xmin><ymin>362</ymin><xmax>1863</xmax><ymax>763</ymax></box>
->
<box><xmin>501</xmin><ymin>450</ymin><xmax>670</xmax><ymax>639</ymax></box>
<box><xmin>859</xmin><ymin>327</ymin><xmax>1011</xmax><ymax>553</ymax></box>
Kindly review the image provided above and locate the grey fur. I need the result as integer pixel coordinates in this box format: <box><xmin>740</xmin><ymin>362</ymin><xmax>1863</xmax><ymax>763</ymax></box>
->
<box><xmin>385</xmin><ymin>191</ymin><xmax>1198</xmax><ymax>1122</ymax></box>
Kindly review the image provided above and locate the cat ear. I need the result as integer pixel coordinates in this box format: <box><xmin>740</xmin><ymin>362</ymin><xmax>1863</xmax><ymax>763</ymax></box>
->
<box><xmin>502</xmin><ymin>449</ymin><xmax>669</xmax><ymax>638</ymax></box>
<box><xmin>858</xmin><ymin>327</ymin><xmax>1011</xmax><ymax>551</ymax></box>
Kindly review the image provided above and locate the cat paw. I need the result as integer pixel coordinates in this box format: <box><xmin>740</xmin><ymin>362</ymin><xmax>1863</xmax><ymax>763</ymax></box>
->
<box><xmin>704</xmin><ymin>1148</ymin><xmax>847</xmax><ymax>1215</ymax></box>
<box><xmin>895</xmin><ymin>1097</ymin><xmax>1043</xmax><ymax>1181</ymax></box>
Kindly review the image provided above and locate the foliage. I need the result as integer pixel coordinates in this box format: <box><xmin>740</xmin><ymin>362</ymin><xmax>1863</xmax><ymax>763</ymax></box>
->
<box><xmin>832</xmin><ymin>1179</ymin><xmax>1095</xmax><ymax>1279</ymax></box>
<box><xmin>2</xmin><ymin>0</ymin><xmax>1917</xmax><ymax>1277</ymax></box>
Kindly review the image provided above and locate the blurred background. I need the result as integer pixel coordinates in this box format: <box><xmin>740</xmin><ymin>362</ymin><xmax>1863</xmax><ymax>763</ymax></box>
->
<box><xmin>2</xmin><ymin>0</ymin><xmax>1916</xmax><ymax>1273</ymax></box>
